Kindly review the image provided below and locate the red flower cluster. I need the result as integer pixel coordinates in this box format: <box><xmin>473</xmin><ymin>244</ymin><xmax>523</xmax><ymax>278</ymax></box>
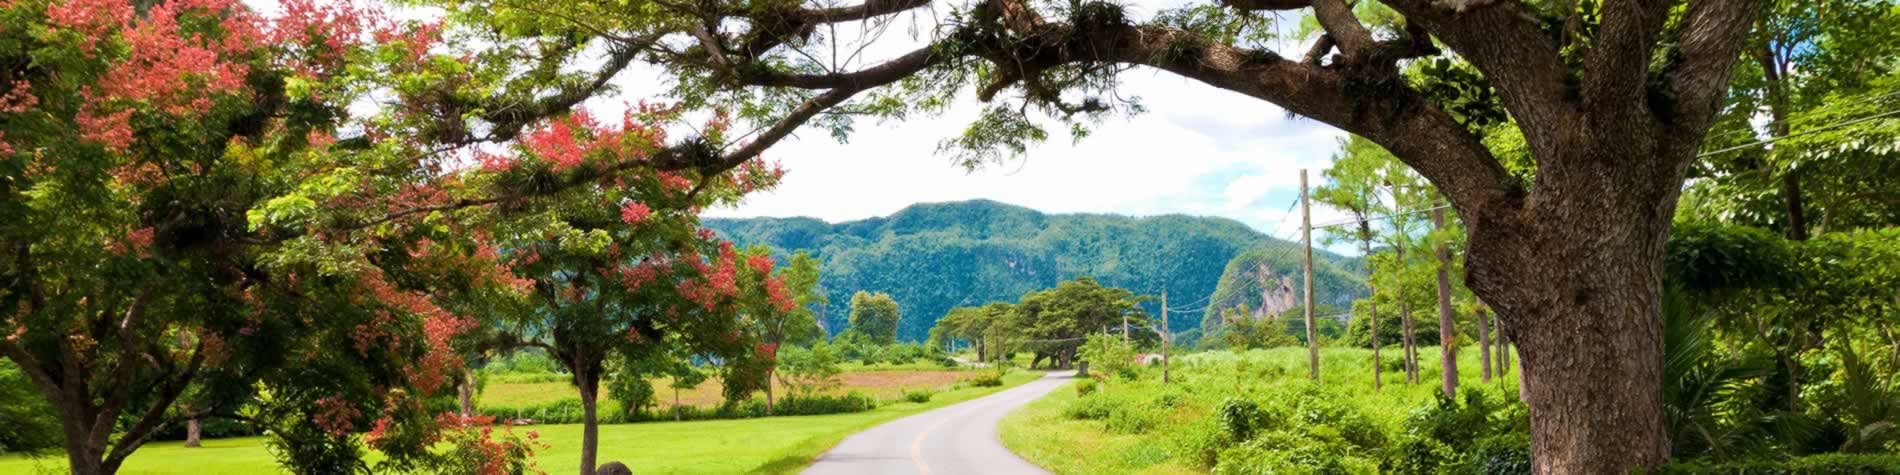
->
<box><xmin>45</xmin><ymin>0</ymin><xmax>133</xmax><ymax>53</ymax></box>
<box><xmin>745</xmin><ymin>254</ymin><xmax>774</xmax><ymax>275</ymax></box>
<box><xmin>272</xmin><ymin>0</ymin><xmax>368</xmax><ymax>77</ymax></box>
<box><xmin>522</xmin><ymin>114</ymin><xmax>586</xmax><ymax>171</ymax></box>
<box><xmin>765</xmin><ymin>276</ymin><xmax>795</xmax><ymax>313</ymax></box>
<box><xmin>313</xmin><ymin>396</ymin><xmax>361</xmax><ymax>436</ymax></box>
<box><xmin>619</xmin><ymin>201</ymin><xmax>652</xmax><ymax>225</ymax></box>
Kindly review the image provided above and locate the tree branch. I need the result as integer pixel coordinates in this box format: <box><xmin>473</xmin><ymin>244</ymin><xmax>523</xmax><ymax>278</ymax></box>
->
<box><xmin>1218</xmin><ymin>0</ymin><xmax>1312</xmax><ymax>11</ymax></box>
<box><xmin>1668</xmin><ymin>0</ymin><xmax>1763</xmax><ymax>135</ymax></box>
<box><xmin>1382</xmin><ymin>0</ymin><xmax>1575</xmax><ymax>161</ymax></box>
<box><xmin>1583</xmin><ymin>0</ymin><xmax>1673</xmax><ymax>120</ymax></box>
<box><xmin>1311</xmin><ymin>0</ymin><xmax>1375</xmax><ymax>59</ymax></box>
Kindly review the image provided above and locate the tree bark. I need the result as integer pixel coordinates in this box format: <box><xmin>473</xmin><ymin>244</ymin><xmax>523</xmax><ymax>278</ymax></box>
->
<box><xmin>577</xmin><ymin>364</ymin><xmax>602</xmax><ymax>475</ymax></box>
<box><xmin>673</xmin><ymin>386</ymin><xmax>682</xmax><ymax>421</ymax></box>
<box><xmin>1397</xmin><ymin>237</ymin><xmax>1418</xmax><ymax>384</ymax></box>
<box><xmin>764</xmin><ymin>369</ymin><xmax>775</xmax><ymax>416</ymax></box>
<box><xmin>459</xmin><ymin>370</ymin><xmax>477</xmax><ymax>418</ymax></box>
<box><xmin>1433</xmin><ymin>208</ymin><xmax>1457</xmax><ymax>398</ymax></box>
<box><xmin>183</xmin><ymin>419</ymin><xmax>202</xmax><ymax>448</ymax></box>
<box><xmin>1463</xmin><ymin>155</ymin><xmax>1683</xmax><ymax>472</ymax></box>
<box><xmin>1478</xmin><ymin>306</ymin><xmax>1492</xmax><ymax>383</ymax></box>
<box><xmin>1362</xmin><ymin>228</ymin><xmax>1381</xmax><ymax>392</ymax></box>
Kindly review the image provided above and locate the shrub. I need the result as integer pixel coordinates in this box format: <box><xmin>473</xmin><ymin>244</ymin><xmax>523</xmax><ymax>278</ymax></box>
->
<box><xmin>903</xmin><ymin>389</ymin><xmax>934</xmax><ymax>403</ymax></box>
<box><xmin>1660</xmin><ymin>454</ymin><xmax>1900</xmax><ymax>475</ymax></box>
<box><xmin>1215</xmin><ymin>398</ymin><xmax>1262</xmax><ymax>441</ymax></box>
<box><xmin>968</xmin><ymin>372</ymin><xmax>1004</xmax><ymax>387</ymax></box>
<box><xmin>1075</xmin><ymin>379</ymin><xmax>1098</xmax><ymax>396</ymax></box>
<box><xmin>1063</xmin><ymin>392</ymin><xmax>1162</xmax><ymax>434</ymax></box>
<box><xmin>1172</xmin><ymin>418</ymin><xmax>1235</xmax><ymax>469</ymax></box>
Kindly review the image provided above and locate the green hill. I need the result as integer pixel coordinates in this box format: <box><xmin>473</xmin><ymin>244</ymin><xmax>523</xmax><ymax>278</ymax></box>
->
<box><xmin>705</xmin><ymin>200</ymin><xmax>1366</xmax><ymax>342</ymax></box>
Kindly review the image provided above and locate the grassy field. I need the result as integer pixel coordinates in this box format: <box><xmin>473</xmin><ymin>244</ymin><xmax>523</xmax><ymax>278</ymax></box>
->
<box><xmin>0</xmin><ymin>371</ymin><xmax>1040</xmax><ymax>474</ymax></box>
<box><xmin>1000</xmin><ymin>345</ymin><xmax>1520</xmax><ymax>474</ymax></box>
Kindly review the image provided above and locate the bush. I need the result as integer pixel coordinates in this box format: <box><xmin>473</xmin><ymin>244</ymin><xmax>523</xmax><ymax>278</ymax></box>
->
<box><xmin>1661</xmin><ymin>454</ymin><xmax>1900</xmax><ymax>474</ymax></box>
<box><xmin>1075</xmin><ymin>379</ymin><xmax>1098</xmax><ymax>396</ymax></box>
<box><xmin>1063</xmin><ymin>392</ymin><xmax>1162</xmax><ymax>434</ymax></box>
<box><xmin>761</xmin><ymin>392</ymin><xmax>879</xmax><ymax>416</ymax></box>
<box><xmin>968</xmin><ymin>372</ymin><xmax>1004</xmax><ymax>387</ymax></box>
<box><xmin>1383</xmin><ymin>389</ymin><xmax>1528</xmax><ymax>474</ymax></box>
<box><xmin>903</xmin><ymin>389</ymin><xmax>934</xmax><ymax>403</ymax></box>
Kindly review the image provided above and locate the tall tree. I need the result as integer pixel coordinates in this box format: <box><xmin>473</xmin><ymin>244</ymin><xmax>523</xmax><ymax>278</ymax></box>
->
<box><xmin>480</xmin><ymin>109</ymin><xmax>789</xmax><ymax>475</ymax></box>
<box><xmin>1316</xmin><ymin>135</ymin><xmax>1396</xmax><ymax>390</ymax></box>
<box><xmin>847</xmin><ymin>291</ymin><xmax>902</xmax><ymax>345</ymax></box>
<box><xmin>413</xmin><ymin>0</ymin><xmax>1767</xmax><ymax>468</ymax></box>
<box><xmin>0</xmin><ymin>0</ymin><xmax>533</xmax><ymax>472</ymax></box>
<box><xmin>1432</xmin><ymin>207</ymin><xmax>1457</xmax><ymax>397</ymax></box>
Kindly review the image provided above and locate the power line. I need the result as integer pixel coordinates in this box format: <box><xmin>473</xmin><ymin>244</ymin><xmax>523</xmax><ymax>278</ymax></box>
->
<box><xmin>1313</xmin><ymin>203</ymin><xmax>1453</xmax><ymax>230</ymax></box>
<box><xmin>1696</xmin><ymin>107</ymin><xmax>1900</xmax><ymax>158</ymax></box>
<box><xmin>1704</xmin><ymin>89</ymin><xmax>1900</xmax><ymax>143</ymax></box>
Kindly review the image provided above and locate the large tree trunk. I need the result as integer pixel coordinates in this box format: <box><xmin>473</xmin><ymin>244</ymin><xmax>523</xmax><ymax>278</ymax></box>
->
<box><xmin>1464</xmin><ymin>152</ymin><xmax>1684</xmax><ymax>472</ymax></box>
<box><xmin>59</xmin><ymin>414</ymin><xmax>112</xmax><ymax>475</ymax></box>
<box><xmin>1432</xmin><ymin>208</ymin><xmax>1457</xmax><ymax>398</ymax></box>
<box><xmin>459</xmin><ymin>370</ymin><xmax>476</xmax><ymax>418</ymax></box>
<box><xmin>183</xmin><ymin>418</ymin><xmax>202</xmax><ymax>448</ymax></box>
<box><xmin>764</xmin><ymin>369</ymin><xmax>775</xmax><ymax>416</ymax></box>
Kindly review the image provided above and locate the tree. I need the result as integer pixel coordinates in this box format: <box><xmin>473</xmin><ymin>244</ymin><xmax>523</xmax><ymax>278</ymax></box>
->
<box><xmin>847</xmin><ymin>291</ymin><xmax>901</xmax><ymax>345</ymax></box>
<box><xmin>1316</xmin><ymin>135</ymin><xmax>1396</xmax><ymax>390</ymax></box>
<box><xmin>0</xmin><ymin>0</ymin><xmax>535</xmax><ymax>472</ymax></box>
<box><xmin>411</xmin><ymin>0</ymin><xmax>1769</xmax><ymax>467</ymax></box>
<box><xmin>478</xmin><ymin>108</ymin><xmax>789</xmax><ymax>475</ymax></box>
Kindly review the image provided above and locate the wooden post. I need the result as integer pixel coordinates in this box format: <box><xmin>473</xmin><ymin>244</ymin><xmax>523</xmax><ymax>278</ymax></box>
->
<box><xmin>1301</xmin><ymin>169</ymin><xmax>1319</xmax><ymax>381</ymax></box>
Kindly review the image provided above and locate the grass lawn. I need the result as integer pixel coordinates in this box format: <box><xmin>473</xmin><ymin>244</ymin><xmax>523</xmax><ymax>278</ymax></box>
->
<box><xmin>0</xmin><ymin>371</ymin><xmax>1040</xmax><ymax>475</ymax></box>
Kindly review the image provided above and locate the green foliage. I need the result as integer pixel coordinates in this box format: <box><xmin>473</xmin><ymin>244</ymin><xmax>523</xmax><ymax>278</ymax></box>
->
<box><xmin>902</xmin><ymin>389</ymin><xmax>934</xmax><ymax>404</ymax></box>
<box><xmin>1660</xmin><ymin>454</ymin><xmax>1900</xmax><ymax>474</ymax></box>
<box><xmin>0</xmin><ymin>361</ymin><xmax>58</xmax><ymax>455</ymax></box>
<box><xmin>968</xmin><ymin>372</ymin><xmax>1005</xmax><ymax>388</ymax></box>
<box><xmin>776</xmin><ymin>343</ymin><xmax>844</xmax><ymax>397</ymax></box>
<box><xmin>707</xmin><ymin>200</ymin><xmax>1367</xmax><ymax>341</ymax></box>
<box><xmin>1078</xmin><ymin>334</ymin><xmax>1137</xmax><ymax>380</ymax></box>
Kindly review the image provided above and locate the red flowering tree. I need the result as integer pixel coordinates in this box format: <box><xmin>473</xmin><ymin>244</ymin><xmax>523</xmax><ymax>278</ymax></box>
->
<box><xmin>466</xmin><ymin>106</ymin><xmax>789</xmax><ymax>475</ymax></box>
<box><xmin>0</xmin><ymin>0</ymin><xmax>534</xmax><ymax>473</ymax></box>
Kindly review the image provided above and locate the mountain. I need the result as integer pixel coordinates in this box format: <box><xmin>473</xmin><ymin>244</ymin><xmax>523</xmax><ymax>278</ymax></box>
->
<box><xmin>704</xmin><ymin>200</ymin><xmax>1367</xmax><ymax>343</ymax></box>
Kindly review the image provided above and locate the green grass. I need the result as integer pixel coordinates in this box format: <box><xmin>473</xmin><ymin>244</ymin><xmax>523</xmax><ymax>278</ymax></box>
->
<box><xmin>0</xmin><ymin>371</ymin><xmax>1041</xmax><ymax>474</ymax></box>
<box><xmin>1000</xmin><ymin>385</ymin><xmax>1199</xmax><ymax>475</ymax></box>
<box><xmin>999</xmin><ymin>345</ymin><xmax>1520</xmax><ymax>474</ymax></box>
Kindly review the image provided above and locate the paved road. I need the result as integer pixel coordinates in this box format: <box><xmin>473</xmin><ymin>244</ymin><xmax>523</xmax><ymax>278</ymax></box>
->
<box><xmin>803</xmin><ymin>371</ymin><xmax>1074</xmax><ymax>475</ymax></box>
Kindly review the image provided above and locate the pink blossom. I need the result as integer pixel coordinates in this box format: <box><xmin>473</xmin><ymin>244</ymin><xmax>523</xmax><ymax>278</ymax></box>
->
<box><xmin>619</xmin><ymin>201</ymin><xmax>651</xmax><ymax>225</ymax></box>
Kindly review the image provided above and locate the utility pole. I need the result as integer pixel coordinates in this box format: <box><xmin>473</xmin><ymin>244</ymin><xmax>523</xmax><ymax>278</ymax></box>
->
<box><xmin>1301</xmin><ymin>169</ymin><xmax>1319</xmax><ymax>381</ymax></box>
<box><xmin>1161</xmin><ymin>290</ymin><xmax>1171</xmax><ymax>384</ymax></box>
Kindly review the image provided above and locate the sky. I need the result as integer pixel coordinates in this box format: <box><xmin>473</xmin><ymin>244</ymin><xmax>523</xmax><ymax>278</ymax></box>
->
<box><xmin>247</xmin><ymin>0</ymin><xmax>1363</xmax><ymax>251</ymax></box>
